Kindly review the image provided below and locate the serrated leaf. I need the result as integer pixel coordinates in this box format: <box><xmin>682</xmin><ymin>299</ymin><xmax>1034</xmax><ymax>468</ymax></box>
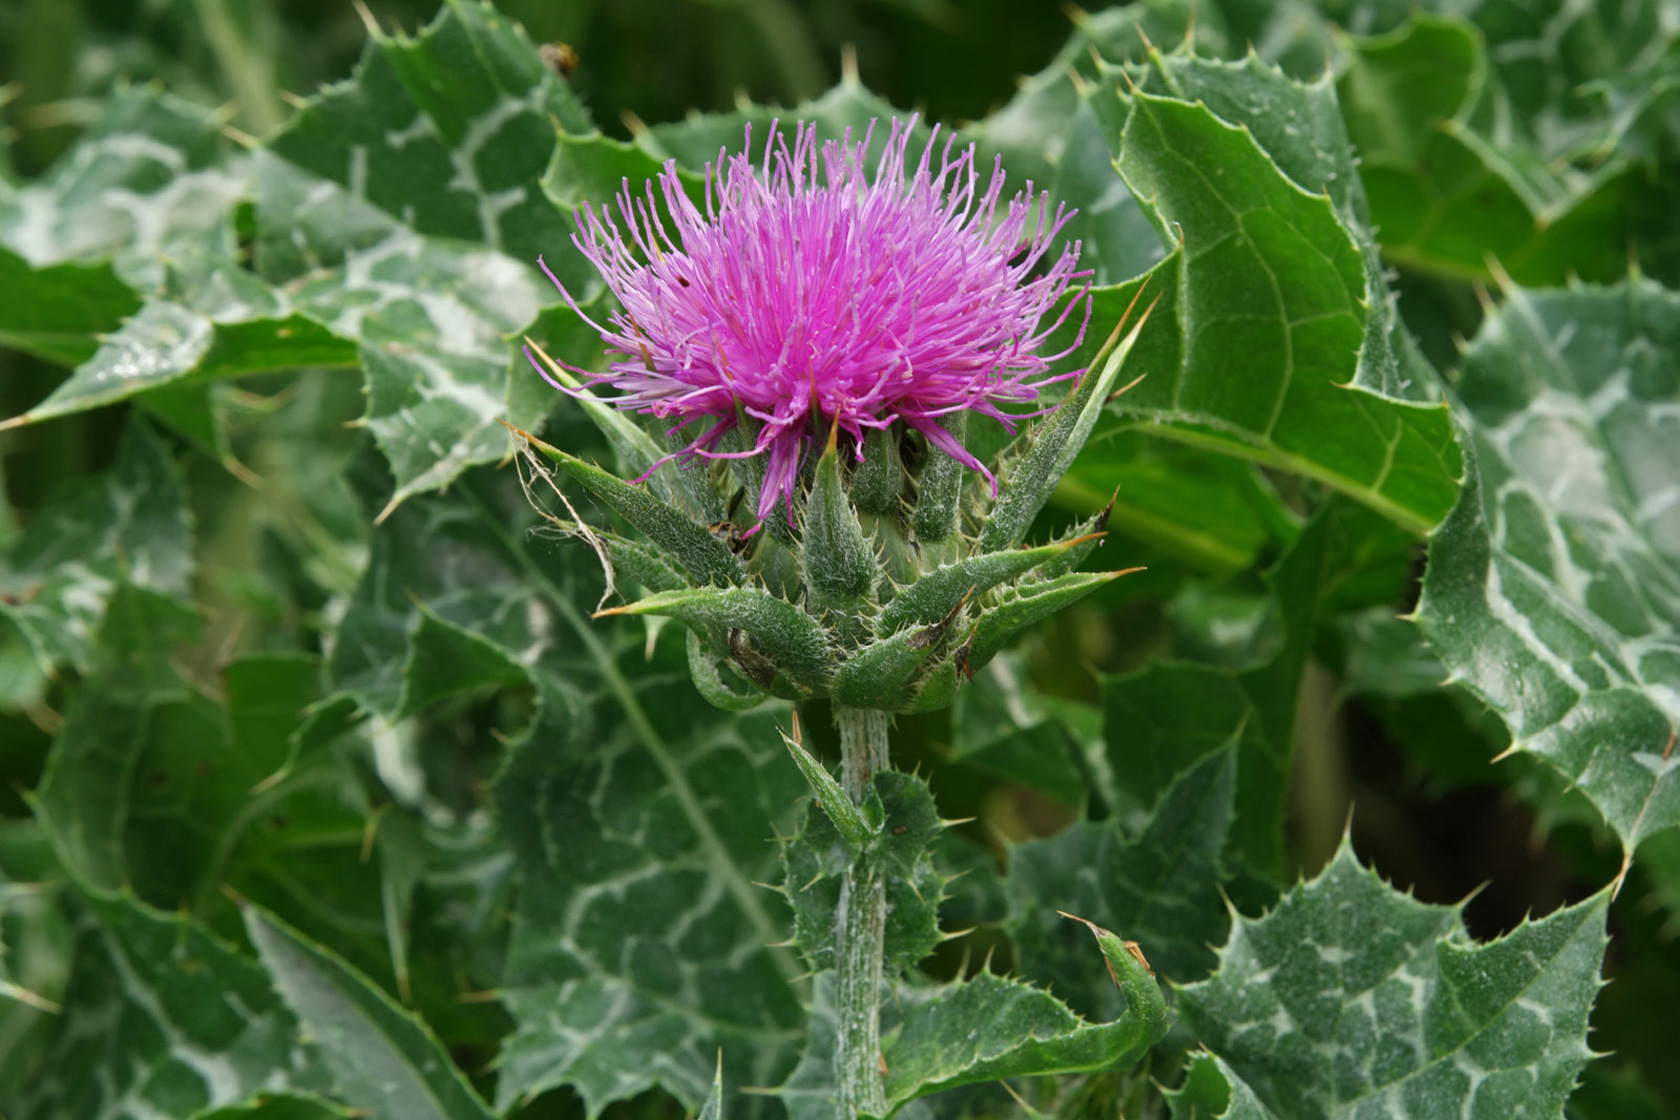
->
<box><xmin>1176</xmin><ymin>840</ymin><xmax>1609</xmax><ymax>1120</ymax></box>
<box><xmin>1414</xmin><ymin>280</ymin><xmax>1680</xmax><ymax>851</ymax></box>
<box><xmin>961</xmin><ymin>3</ymin><xmax>1211</xmax><ymax>287</ymax></box>
<box><xmin>245</xmin><ymin>906</ymin><xmax>494</xmax><ymax>1120</ymax></box>
<box><xmin>780</xmin><ymin>953</ymin><xmax>1168</xmax><ymax>1120</ymax></box>
<box><xmin>1009</xmin><ymin>745</ymin><xmax>1236</xmax><ymax>1013</ymax></box>
<box><xmin>495</xmin><ymin>693</ymin><xmax>807</xmax><ymax>1115</ymax></box>
<box><xmin>1337</xmin><ymin>13</ymin><xmax>1656</xmax><ymax>286</ymax></box>
<box><xmin>1116</xmin><ymin>50</ymin><xmax>1443</xmax><ymax>409</ymax></box>
<box><xmin>0</xmin><ymin>88</ymin><xmax>356</xmax><ymax>442</ymax></box>
<box><xmin>1064</xmin><ymin>71</ymin><xmax>1462</xmax><ymax>533</ymax></box>
<box><xmin>248</xmin><ymin>0</ymin><xmax>594</xmax><ymax>510</ymax></box>
<box><xmin>879</xmin><ymin>969</ymin><xmax>1166</xmax><ymax>1112</ymax></box>
<box><xmin>13</xmin><ymin>891</ymin><xmax>329</xmax><ymax>1120</ymax></box>
<box><xmin>781</xmin><ymin>770</ymin><xmax>943</xmax><ymax>975</ymax></box>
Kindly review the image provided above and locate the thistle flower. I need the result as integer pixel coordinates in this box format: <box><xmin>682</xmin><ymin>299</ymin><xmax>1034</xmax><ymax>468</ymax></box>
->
<box><xmin>516</xmin><ymin>112</ymin><xmax>1152</xmax><ymax>716</ymax></box>
<box><xmin>534</xmin><ymin>116</ymin><xmax>1088</xmax><ymax>525</ymax></box>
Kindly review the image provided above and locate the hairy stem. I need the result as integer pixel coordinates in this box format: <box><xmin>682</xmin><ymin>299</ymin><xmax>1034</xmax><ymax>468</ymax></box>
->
<box><xmin>834</xmin><ymin>707</ymin><xmax>890</xmax><ymax>1119</ymax></box>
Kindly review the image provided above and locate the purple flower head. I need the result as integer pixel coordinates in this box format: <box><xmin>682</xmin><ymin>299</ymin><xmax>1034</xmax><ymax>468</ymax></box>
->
<box><xmin>534</xmin><ymin>115</ymin><xmax>1088</xmax><ymax>526</ymax></box>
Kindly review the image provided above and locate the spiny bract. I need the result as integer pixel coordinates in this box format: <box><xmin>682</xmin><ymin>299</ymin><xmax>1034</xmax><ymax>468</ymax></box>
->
<box><xmin>521</xmin><ymin>116</ymin><xmax>1152</xmax><ymax>714</ymax></box>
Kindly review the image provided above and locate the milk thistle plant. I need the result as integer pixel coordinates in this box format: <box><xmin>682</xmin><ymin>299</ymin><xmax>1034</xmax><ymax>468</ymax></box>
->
<box><xmin>4</xmin><ymin>2</ymin><xmax>1677</xmax><ymax>1119</ymax></box>
<box><xmin>520</xmin><ymin>117</ymin><xmax>1157</xmax><ymax>1116</ymax></box>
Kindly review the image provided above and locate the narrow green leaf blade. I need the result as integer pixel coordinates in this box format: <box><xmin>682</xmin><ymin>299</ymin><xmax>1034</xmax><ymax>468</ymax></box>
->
<box><xmin>245</xmin><ymin>906</ymin><xmax>495</xmax><ymax>1120</ymax></box>
<box><xmin>879</xmin><ymin>969</ymin><xmax>1167</xmax><ymax>1112</ymax></box>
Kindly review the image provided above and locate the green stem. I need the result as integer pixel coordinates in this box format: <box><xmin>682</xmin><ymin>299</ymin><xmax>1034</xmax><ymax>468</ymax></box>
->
<box><xmin>834</xmin><ymin>707</ymin><xmax>890</xmax><ymax>1119</ymax></box>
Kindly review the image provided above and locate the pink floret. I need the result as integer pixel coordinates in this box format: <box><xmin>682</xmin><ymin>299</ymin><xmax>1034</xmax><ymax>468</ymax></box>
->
<box><xmin>537</xmin><ymin>115</ymin><xmax>1087</xmax><ymax>525</ymax></box>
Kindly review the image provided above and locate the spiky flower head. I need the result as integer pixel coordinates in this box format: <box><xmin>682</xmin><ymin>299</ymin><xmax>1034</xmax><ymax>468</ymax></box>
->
<box><xmin>517</xmin><ymin>113</ymin><xmax>1153</xmax><ymax>716</ymax></box>
<box><xmin>536</xmin><ymin>116</ymin><xmax>1087</xmax><ymax>525</ymax></box>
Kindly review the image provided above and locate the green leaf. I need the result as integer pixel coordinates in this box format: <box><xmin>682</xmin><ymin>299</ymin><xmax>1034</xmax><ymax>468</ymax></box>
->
<box><xmin>1167</xmin><ymin>1052</ymin><xmax>1280</xmax><ymax>1120</ymax></box>
<box><xmin>780</xmin><ymin>721</ymin><xmax>872</xmax><ymax>848</ymax></box>
<box><xmin>244</xmin><ymin>906</ymin><xmax>494</xmax><ymax>1120</ymax></box>
<box><xmin>879</xmin><ymin>969</ymin><xmax>1165</xmax><ymax>1112</ymax></box>
<box><xmin>781</xmin><ymin>770</ymin><xmax>944</xmax><ymax>975</ymax></box>
<box><xmin>0</xmin><ymin>421</ymin><xmax>192</xmax><ymax>678</ymax></box>
<box><xmin>0</xmin><ymin>88</ymin><xmax>356</xmax><ymax>439</ymax></box>
<box><xmin>33</xmin><ymin>583</ymin><xmax>201</xmax><ymax>892</ymax></box>
<box><xmin>1068</xmin><ymin>65</ymin><xmax>1462</xmax><ymax>533</ymax></box>
<box><xmin>0</xmin><ymin>244</ymin><xmax>141</xmax><ymax>365</ymax></box>
<box><xmin>1176</xmin><ymin>840</ymin><xmax>1609</xmax><ymax>1120</ymax></box>
<box><xmin>1009</xmin><ymin>744</ymin><xmax>1236</xmax><ymax>1014</ymax></box>
<box><xmin>251</xmin><ymin>0</ymin><xmax>594</xmax><ymax>510</ymax></box>
<box><xmin>780</xmin><ymin>944</ymin><xmax>1168</xmax><ymax>1120</ymax></box>
<box><xmin>967</xmin><ymin>570</ymin><xmax>1123</xmax><ymax>673</ymax></box>
<box><xmin>961</xmin><ymin>2</ymin><xmax>1212</xmax><ymax>287</ymax></box>
<box><xmin>1103</xmin><ymin>505</ymin><xmax>1332</xmax><ymax>875</ymax></box>
<box><xmin>1414</xmin><ymin>280</ymin><xmax>1680</xmax><ymax>851</ymax></box>
<box><xmin>1113</xmin><ymin>49</ymin><xmax>1443</xmax><ymax>411</ymax></box>
<box><xmin>399</xmin><ymin>604</ymin><xmax>532</xmax><ymax>720</ymax></box>
<box><xmin>1336</xmin><ymin>14</ymin><xmax>1654</xmax><ymax>286</ymax></box>
<box><xmin>13</xmin><ymin>891</ymin><xmax>328</xmax><ymax>1120</ymax></box>
<box><xmin>830</xmin><ymin>619</ymin><xmax>958</xmax><ymax>711</ymax></box>
<box><xmin>878</xmin><ymin>537</ymin><xmax>1100</xmax><ymax>636</ymax></box>
<box><xmin>494</xmin><ymin>683</ymin><xmax>806</xmax><ymax>1115</ymax></box>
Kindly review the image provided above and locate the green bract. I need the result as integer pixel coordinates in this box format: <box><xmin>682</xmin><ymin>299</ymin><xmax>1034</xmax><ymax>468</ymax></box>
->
<box><xmin>518</xmin><ymin>297</ymin><xmax>1154</xmax><ymax>715</ymax></box>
